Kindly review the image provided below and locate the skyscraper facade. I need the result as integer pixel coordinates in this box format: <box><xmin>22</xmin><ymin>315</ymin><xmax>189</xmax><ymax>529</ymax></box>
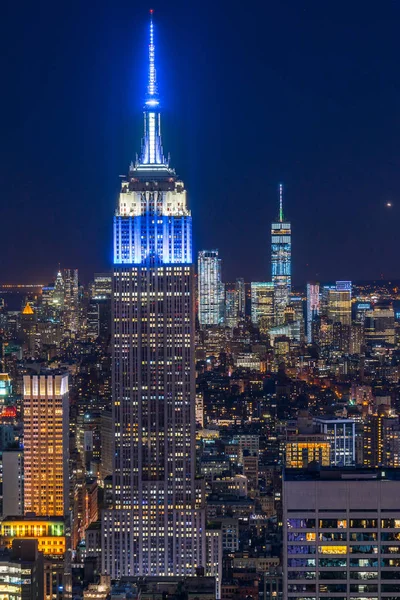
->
<box><xmin>198</xmin><ymin>250</ymin><xmax>224</xmax><ymax>326</ymax></box>
<box><xmin>326</xmin><ymin>280</ymin><xmax>352</xmax><ymax>326</ymax></box>
<box><xmin>23</xmin><ymin>372</ymin><xmax>69</xmax><ymax>517</ymax></box>
<box><xmin>224</xmin><ymin>283</ymin><xmax>238</xmax><ymax>329</ymax></box>
<box><xmin>235</xmin><ymin>277</ymin><xmax>245</xmax><ymax>320</ymax></box>
<box><xmin>102</xmin><ymin>14</ymin><xmax>206</xmax><ymax>578</ymax></box>
<box><xmin>251</xmin><ymin>282</ymin><xmax>274</xmax><ymax>333</ymax></box>
<box><xmin>62</xmin><ymin>269</ymin><xmax>79</xmax><ymax>334</ymax></box>
<box><xmin>283</xmin><ymin>468</ymin><xmax>400</xmax><ymax>600</ymax></box>
<box><xmin>271</xmin><ymin>185</ymin><xmax>291</xmax><ymax>325</ymax></box>
<box><xmin>224</xmin><ymin>278</ymin><xmax>245</xmax><ymax>328</ymax></box>
<box><xmin>364</xmin><ymin>300</ymin><xmax>395</xmax><ymax>346</ymax></box>
<box><xmin>306</xmin><ymin>282</ymin><xmax>320</xmax><ymax>343</ymax></box>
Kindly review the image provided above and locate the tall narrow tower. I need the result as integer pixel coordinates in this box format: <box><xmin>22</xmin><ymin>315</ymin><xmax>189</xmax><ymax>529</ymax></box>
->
<box><xmin>306</xmin><ymin>282</ymin><xmax>320</xmax><ymax>343</ymax></box>
<box><xmin>102</xmin><ymin>12</ymin><xmax>206</xmax><ymax>578</ymax></box>
<box><xmin>271</xmin><ymin>184</ymin><xmax>291</xmax><ymax>325</ymax></box>
<box><xmin>198</xmin><ymin>250</ymin><xmax>224</xmax><ymax>326</ymax></box>
<box><xmin>23</xmin><ymin>372</ymin><xmax>69</xmax><ymax>517</ymax></box>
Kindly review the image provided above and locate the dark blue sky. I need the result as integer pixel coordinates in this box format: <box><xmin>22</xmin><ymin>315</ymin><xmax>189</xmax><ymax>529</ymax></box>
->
<box><xmin>1</xmin><ymin>0</ymin><xmax>400</xmax><ymax>284</ymax></box>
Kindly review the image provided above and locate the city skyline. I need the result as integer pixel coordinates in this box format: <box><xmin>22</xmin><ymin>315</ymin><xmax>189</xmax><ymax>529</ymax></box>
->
<box><xmin>1</xmin><ymin>1</ymin><xmax>400</xmax><ymax>284</ymax></box>
<box><xmin>2</xmin><ymin>7</ymin><xmax>400</xmax><ymax>598</ymax></box>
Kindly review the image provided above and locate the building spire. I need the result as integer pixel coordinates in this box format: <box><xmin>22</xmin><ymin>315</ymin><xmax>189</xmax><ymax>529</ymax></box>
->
<box><xmin>279</xmin><ymin>183</ymin><xmax>284</xmax><ymax>222</ymax></box>
<box><xmin>145</xmin><ymin>9</ymin><xmax>159</xmax><ymax>107</ymax></box>
<box><xmin>136</xmin><ymin>10</ymin><xmax>169</xmax><ymax>167</ymax></box>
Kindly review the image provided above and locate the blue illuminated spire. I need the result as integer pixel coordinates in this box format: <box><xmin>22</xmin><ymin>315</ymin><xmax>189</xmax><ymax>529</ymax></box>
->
<box><xmin>279</xmin><ymin>183</ymin><xmax>284</xmax><ymax>222</ymax></box>
<box><xmin>138</xmin><ymin>10</ymin><xmax>167</xmax><ymax>167</ymax></box>
<box><xmin>145</xmin><ymin>10</ymin><xmax>159</xmax><ymax>107</ymax></box>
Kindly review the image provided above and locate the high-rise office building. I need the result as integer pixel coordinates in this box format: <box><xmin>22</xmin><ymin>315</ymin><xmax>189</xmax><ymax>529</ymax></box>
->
<box><xmin>23</xmin><ymin>372</ymin><xmax>69</xmax><ymax>517</ymax></box>
<box><xmin>320</xmin><ymin>284</ymin><xmax>335</xmax><ymax>317</ymax></box>
<box><xmin>271</xmin><ymin>184</ymin><xmax>291</xmax><ymax>325</ymax></box>
<box><xmin>224</xmin><ymin>284</ymin><xmax>238</xmax><ymax>329</ymax></box>
<box><xmin>251</xmin><ymin>282</ymin><xmax>274</xmax><ymax>333</ymax></box>
<box><xmin>363</xmin><ymin>407</ymin><xmax>400</xmax><ymax>467</ymax></box>
<box><xmin>88</xmin><ymin>273</ymin><xmax>112</xmax><ymax>342</ymax></box>
<box><xmin>289</xmin><ymin>296</ymin><xmax>305</xmax><ymax>342</ymax></box>
<box><xmin>283</xmin><ymin>467</ymin><xmax>400</xmax><ymax>600</ymax></box>
<box><xmin>350</xmin><ymin>321</ymin><xmax>364</xmax><ymax>354</ymax></box>
<box><xmin>306</xmin><ymin>283</ymin><xmax>319</xmax><ymax>343</ymax></box>
<box><xmin>313</xmin><ymin>418</ymin><xmax>355</xmax><ymax>466</ymax></box>
<box><xmin>364</xmin><ymin>300</ymin><xmax>395</xmax><ymax>346</ymax></box>
<box><xmin>332</xmin><ymin>321</ymin><xmax>351</xmax><ymax>353</ymax></box>
<box><xmin>53</xmin><ymin>271</ymin><xmax>64</xmax><ymax>311</ymax></box>
<box><xmin>20</xmin><ymin>302</ymin><xmax>36</xmax><ymax>356</ymax></box>
<box><xmin>102</xmin><ymin>14</ymin><xmax>206</xmax><ymax>578</ymax></box>
<box><xmin>0</xmin><ymin>539</ymin><xmax>44</xmax><ymax>599</ymax></box>
<box><xmin>91</xmin><ymin>273</ymin><xmax>112</xmax><ymax>300</ymax></box>
<box><xmin>62</xmin><ymin>268</ymin><xmax>79</xmax><ymax>334</ymax></box>
<box><xmin>1</xmin><ymin>448</ymin><xmax>23</xmax><ymax>517</ymax></box>
<box><xmin>326</xmin><ymin>281</ymin><xmax>352</xmax><ymax>326</ymax></box>
<box><xmin>198</xmin><ymin>250</ymin><xmax>224</xmax><ymax>326</ymax></box>
<box><xmin>224</xmin><ymin>283</ymin><xmax>238</xmax><ymax>327</ymax></box>
<box><xmin>224</xmin><ymin>278</ymin><xmax>245</xmax><ymax>328</ymax></box>
<box><xmin>235</xmin><ymin>278</ymin><xmax>245</xmax><ymax>320</ymax></box>
<box><xmin>87</xmin><ymin>302</ymin><xmax>100</xmax><ymax>340</ymax></box>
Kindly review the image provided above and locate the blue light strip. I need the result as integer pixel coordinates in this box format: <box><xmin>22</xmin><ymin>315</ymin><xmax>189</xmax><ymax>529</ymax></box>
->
<box><xmin>145</xmin><ymin>11</ymin><xmax>159</xmax><ymax>107</ymax></box>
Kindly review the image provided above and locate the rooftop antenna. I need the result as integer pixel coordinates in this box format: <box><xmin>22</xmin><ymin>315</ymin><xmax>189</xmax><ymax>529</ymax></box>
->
<box><xmin>146</xmin><ymin>9</ymin><xmax>158</xmax><ymax>103</ymax></box>
<box><xmin>279</xmin><ymin>183</ymin><xmax>284</xmax><ymax>222</ymax></box>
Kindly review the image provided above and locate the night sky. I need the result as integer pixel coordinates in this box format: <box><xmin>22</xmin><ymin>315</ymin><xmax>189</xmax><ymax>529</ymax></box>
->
<box><xmin>1</xmin><ymin>0</ymin><xmax>400</xmax><ymax>285</ymax></box>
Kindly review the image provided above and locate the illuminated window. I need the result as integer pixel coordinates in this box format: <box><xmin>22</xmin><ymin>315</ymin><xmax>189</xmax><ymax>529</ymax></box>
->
<box><xmin>318</xmin><ymin>546</ymin><xmax>347</xmax><ymax>555</ymax></box>
<box><xmin>382</xmin><ymin>519</ymin><xmax>400</xmax><ymax>529</ymax></box>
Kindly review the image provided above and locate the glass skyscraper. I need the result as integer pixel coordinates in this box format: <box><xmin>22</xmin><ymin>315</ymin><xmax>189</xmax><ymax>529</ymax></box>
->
<box><xmin>306</xmin><ymin>282</ymin><xmax>320</xmax><ymax>343</ymax></box>
<box><xmin>198</xmin><ymin>250</ymin><xmax>224</xmax><ymax>326</ymax></box>
<box><xmin>102</xmin><ymin>13</ymin><xmax>206</xmax><ymax>578</ymax></box>
<box><xmin>251</xmin><ymin>282</ymin><xmax>275</xmax><ymax>333</ymax></box>
<box><xmin>326</xmin><ymin>281</ymin><xmax>352</xmax><ymax>327</ymax></box>
<box><xmin>271</xmin><ymin>184</ymin><xmax>291</xmax><ymax>324</ymax></box>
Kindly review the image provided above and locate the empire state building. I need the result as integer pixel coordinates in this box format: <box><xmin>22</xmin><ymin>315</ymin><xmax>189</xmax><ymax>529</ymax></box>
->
<box><xmin>102</xmin><ymin>13</ymin><xmax>207</xmax><ymax>577</ymax></box>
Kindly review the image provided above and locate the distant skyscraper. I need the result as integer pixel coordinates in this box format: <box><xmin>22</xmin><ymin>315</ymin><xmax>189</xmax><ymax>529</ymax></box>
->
<box><xmin>20</xmin><ymin>302</ymin><xmax>36</xmax><ymax>355</ymax></box>
<box><xmin>235</xmin><ymin>278</ymin><xmax>245</xmax><ymax>320</ymax></box>
<box><xmin>88</xmin><ymin>273</ymin><xmax>112</xmax><ymax>341</ymax></box>
<box><xmin>364</xmin><ymin>300</ymin><xmax>395</xmax><ymax>346</ymax></box>
<box><xmin>350</xmin><ymin>321</ymin><xmax>364</xmax><ymax>354</ymax></box>
<box><xmin>289</xmin><ymin>296</ymin><xmax>305</xmax><ymax>342</ymax></box>
<box><xmin>53</xmin><ymin>270</ymin><xmax>64</xmax><ymax>310</ymax></box>
<box><xmin>224</xmin><ymin>283</ymin><xmax>238</xmax><ymax>328</ymax></box>
<box><xmin>271</xmin><ymin>184</ymin><xmax>291</xmax><ymax>325</ymax></box>
<box><xmin>224</xmin><ymin>278</ymin><xmax>245</xmax><ymax>328</ymax></box>
<box><xmin>306</xmin><ymin>283</ymin><xmax>320</xmax><ymax>343</ymax></box>
<box><xmin>23</xmin><ymin>372</ymin><xmax>69</xmax><ymax>517</ymax></box>
<box><xmin>198</xmin><ymin>250</ymin><xmax>224</xmax><ymax>326</ymax></box>
<box><xmin>251</xmin><ymin>282</ymin><xmax>274</xmax><ymax>333</ymax></box>
<box><xmin>326</xmin><ymin>280</ymin><xmax>352</xmax><ymax>326</ymax></box>
<box><xmin>320</xmin><ymin>283</ymin><xmax>335</xmax><ymax>317</ymax></box>
<box><xmin>62</xmin><ymin>268</ymin><xmax>79</xmax><ymax>334</ymax></box>
<box><xmin>102</xmin><ymin>13</ymin><xmax>207</xmax><ymax>578</ymax></box>
<box><xmin>91</xmin><ymin>273</ymin><xmax>112</xmax><ymax>300</ymax></box>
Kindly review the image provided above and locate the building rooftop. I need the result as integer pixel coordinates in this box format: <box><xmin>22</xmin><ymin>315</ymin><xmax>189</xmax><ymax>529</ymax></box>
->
<box><xmin>284</xmin><ymin>466</ymin><xmax>400</xmax><ymax>482</ymax></box>
<box><xmin>313</xmin><ymin>416</ymin><xmax>355</xmax><ymax>423</ymax></box>
<box><xmin>21</xmin><ymin>302</ymin><xmax>34</xmax><ymax>315</ymax></box>
<box><xmin>2</xmin><ymin>515</ymin><xmax>65</xmax><ymax>522</ymax></box>
<box><xmin>207</xmin><ymin>494</ymin><xmax>254</xmax><ymax>505</ymax></box>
